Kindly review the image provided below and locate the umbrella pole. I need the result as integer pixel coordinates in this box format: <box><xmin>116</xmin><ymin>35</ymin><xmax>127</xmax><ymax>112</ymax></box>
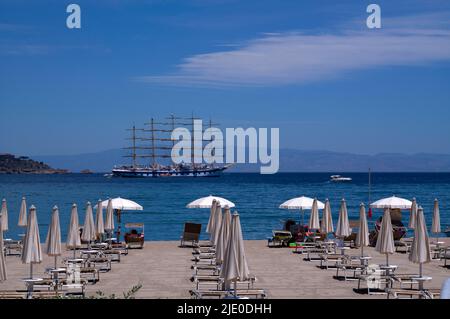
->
<box><xmin>234</xmin><ymin>280</ymin><xmax>237</xmax><ymax>298</ymax></box>
<box><xmin>386</xmin><ymin>254</ymin><xmax>389</xmax><ymax>267</ymax></box>
<box><xmin>30</xmin><ymin>263</ymin><xmax>33</xmax><ymax>279</ymax></box>
<box><xmin>419</xmin><ymin>263</ymin><xmax>424</xmax><ymax>292</ymax></box>
<box><xmin>54</xmin><ymin>256</ymin><xmax>57</xmax><ymax>269</ymax></box>
<box><xmin>73</xmin><ymin>247</ymin><xmax>76</xmax><ymax>259</ymax></box>
<box><xmin>117</xmin><ymin>209</ymin><xmax>122</xmax><ymax>242</ymax></box>
<box><xmin>301</xmin><ymin>209</ymin><xmax>304</xmax><ymax>226</ymax></box>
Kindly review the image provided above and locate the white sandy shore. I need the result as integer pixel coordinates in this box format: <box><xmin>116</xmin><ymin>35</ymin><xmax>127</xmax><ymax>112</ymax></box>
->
<box><xmin>1</xmin><ymin>239</ymin><xmax>449</xmax><ymax>298</ymax></box>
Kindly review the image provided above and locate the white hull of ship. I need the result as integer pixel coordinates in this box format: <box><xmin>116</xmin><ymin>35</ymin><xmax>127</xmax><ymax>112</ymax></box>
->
<box><xmin>112</xmin><ymin>166</ymin><xmax>229</xmax><ymax>178</ymax></box>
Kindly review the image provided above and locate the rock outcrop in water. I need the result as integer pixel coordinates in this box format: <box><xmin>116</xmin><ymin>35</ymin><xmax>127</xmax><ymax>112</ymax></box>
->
<box><xmin>0</xmin><ymin>153</ymin><xmax>69</xmax><ymax>174</ymax></box>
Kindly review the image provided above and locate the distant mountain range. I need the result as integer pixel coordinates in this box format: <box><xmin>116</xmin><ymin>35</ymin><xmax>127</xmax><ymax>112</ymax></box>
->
<box><xmin>32</xmin><ymin>149</ymin><xmax>450</xmax><ymax>173</ymax></box>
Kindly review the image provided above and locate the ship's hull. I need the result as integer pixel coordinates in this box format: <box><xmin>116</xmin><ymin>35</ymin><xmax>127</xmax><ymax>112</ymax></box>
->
<box><xmin>112</xmin><ymin>165</ymin><xmax>229</xmax><ymax>178</ymax></box>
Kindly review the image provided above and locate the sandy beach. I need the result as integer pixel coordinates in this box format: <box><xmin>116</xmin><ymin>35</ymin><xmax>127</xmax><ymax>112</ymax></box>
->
<box><xmin>2</xmin><ymin>239</ymin><xmax>449</xmax><ymax>299</ymax></box>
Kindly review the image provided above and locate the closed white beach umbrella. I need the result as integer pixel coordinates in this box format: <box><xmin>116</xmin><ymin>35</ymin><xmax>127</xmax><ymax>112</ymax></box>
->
<box><xmin>81</xmin><ymin>202</ymin><xmax>96</xmax><ymax>245</ymax></box>
<box><xmin>212</xmin><ymin>204</ymin><xmax>223</xmax><ymax>247</ymax></box>
<box><xmin>45</xmin><ymin>206</ymin><xmax>62</xmax><ymax>268</ymax></box>
<box><xmin>216</xmin><ymin>205</ymin><xmax>232</xmax><ymax>264</ymax></box>
<box><xmin>336</xmin><ymin>199</ymin><xmax>350</xmax><ymax>238</ymax></box>
<box><xmin>206</xmin><ymin>199</ymin><xmax>217</xmax><ymax>234</ymax></box>
<box><xmin>375</xmin><ymin>208</ymin><xmax>395</xmax><ymax>266</ymax></box>
<box><xmin>18</xmin><ymin>196</ymin><xmax>27</xmax><ymax>227</ymax></box>
<box><xmin>1</xmin><ymin>199</ymin><xmax>8</xmax><ymax>232</ymax></box>
<box><xmin>95</xmin><ymin>199</ymin><xmax>105</xmax><ymax>238</ymax></box>
<box><xmin>320</xmin><ymin>199</ymin><xmax>334</xmax><ymax>234</ymax></box>
<box><xmin>0</xmin><ymin>217</ymin><xmax>7</xmax><ymax>282</ymax></box>
<box><xmin>408</xmin><ymin>198</ymin><xmax>417</xmax><ymax>229</ymax></box>
<box><xmin>21</xmin><ymin>206</ymin><xmax>42</xmax><ymax>278</ymax></box>
<box><xmin>221</xmin><ymin>212</ymin><xmax>250</xmax><ymax>294</ymax></box>
<box><xmin>431</xmin><ymin>199</ymin><xmax>441</xmax><ymax>237</ymax></box>
<box><xmin>66</xmin><ymin>204</ymin><xmax>81</xmax><ymax>257</ymax></box>
<box><xmin>187</xmin><ymin>195</ymin><xmax>235</xmax><ymax>208</ymax></box>
<box><xmin>308</xmin><ymin>198</ymin><xmax>320</xmax><ymax>230</ymax></box>
<box><xmin>409</xmin><ymin>207</ymin><xmax>431</xmax><ymax>287</ymax></box>
<box><xmin>104</xmin><ymin>198</ymin><xmax>115</xmax><ymax>232</ymax></box>
<box><xmin>280</xmin><ymin>196</ymin><xmax>325</xmax><ymax>226</ymax></box>
<box><xmin>356</xmin><ymin>203</ymin><xmax>369</xmax><ymax>256</ymax></box>
<box><xmin>370</xmin><ymin>196</ymin><xmax>412</xmax><ymax>210</ymax></box>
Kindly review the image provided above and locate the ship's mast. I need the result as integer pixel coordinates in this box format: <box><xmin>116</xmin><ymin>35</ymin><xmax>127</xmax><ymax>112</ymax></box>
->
<box><xmin>132</xmin><ymin>125</ymin><xmax>136</xmax><ymax>168</ymax></box>
<box><xmin>150</xmin><ymin>118</ymin><xmax>156</xmax><ymax>167</ymax></box>
<box><xmin>123</xmin><ymin>115</ymin><xmax>222</xmax><ymax>169</ymax></box>
<box><xmin>124</xmin><ymin>125</ymin><xmax>138</xmax><ymax>168</ymax></box>
<box><xmin>169</xmin><ymin>114</ymin><xmax>176</xmax><ymax>148</ymax></box>
<box><xmin>191</xmin><ymin>113</ymin><xmax>195</xmax><ymax>168</ymax></box>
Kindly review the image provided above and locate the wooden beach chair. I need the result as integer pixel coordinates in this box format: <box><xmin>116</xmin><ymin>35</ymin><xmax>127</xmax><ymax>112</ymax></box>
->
<box><xmin>30</xmin><ymin>278</ymin><xmax>56</xmax><ymax>291</ymax></box>
<box><xmin>190</xmin><ymin>289</ymin><xmax>266</xmax><ymax>299</ymax></box>
<box><xmin>32</xmin><ymin>290</ymin><xmax>64</xmax><ymax>299</ymax></box>
<box><xmin>335</xmin><ymin>256</ymin><xmax>365</xmax><ymax>281</ymax></box>
<box><xmin>0</xmin><ymin>290</ymin><xmax>27</xmax><ymax>299</ymax></box>
<box><xmin>441</xmin><ymin>247</ymin><xmax>450</xmax><ymax>267</ymax></box>
<box><xmin>191</xmin><ymin>264</ymin><xmax>220</xmax><ymax>276</ymax></box>
<box><xmin>391</xmin><ymin>273</ymin><xmax>423</xmax><ymax>289</ymax></box>
<box><xmin>193</xmin><ymin>241</ymin><xmax>214</xmax><ymax>248</ymax></box>
<box><xmin>59</xmin><ymin>280</ymin><xmax>86</xmax><ymax>297</ymax></box>
<box><xmin>425</xmin><ymin>288</ymin><xmax>441</xmax><ymax>299</ymax></box>
<box><xmin>356</xmin><ymin>270</ymin><xmax>393</xmax><ymax>295</ymax></box>
<box><xmin>79</xmin><ymin>266</ymin><xmax>100</xmax><ymax>283</ymax></box>
<box><xmin>180</xmin><ymin>223</ymin><xmax>202</xmax><ymax>247</ymax></box>
<box><xmin>191</xmin><ymin>275</ymin><xmax>224</xmax><ymax>290</ymax></box>
<box><xmin>386</xmin><ymin>288</ymin><xmax>428</xmax><ymax>299</ymax></box>
<box><xmin>86</xmin><ymin>256</ymin><xmax>112</xmax><ymax>272</ymax></box>
<box><xmin>304</xmin><ymin>247</ymin><xmax>328</xmax><ymax>261</ymax></box>
<box><xmin>124</xmin><ymin>223</ymin><xmax>145</xmax><ymax>249</ymax></box>
<box><xmin>101</xmin><ymin>249</ymin><xmax>122</xmax><ymax>262</ymax></box>
<box><xmin>395</xmin><ymin>238</ymin><xmax>412</xmax><ymax>253</ymax></box>
<box><xmin>267</xmin><ymin>230</ymin><xmax>292</xmax><ymax>247</ymax></box>
<box><xmin>4</xmin><ymin>240</ymin><xmax>22</xmax><ymax>256</ymax></box>
<box><xmin>111</xmin><ymin>242</ymin><xmax>129</xmax><ymax>255</ymax></box>
<box><xmin>318</xmin><ymin>253</ymin><xmax>346</xmax><ymax>269</ymax></box>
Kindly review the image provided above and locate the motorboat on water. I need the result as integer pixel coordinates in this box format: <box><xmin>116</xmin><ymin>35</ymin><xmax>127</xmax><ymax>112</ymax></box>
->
<box><xmin>330</xmin><ymin>175</ymin><xmax>352</xmax><ymax>182</ymax></box>
<box><xmin>444</xmin><ymin>227</ymin><xmax>450</xmax><ymax>237</ymax></box>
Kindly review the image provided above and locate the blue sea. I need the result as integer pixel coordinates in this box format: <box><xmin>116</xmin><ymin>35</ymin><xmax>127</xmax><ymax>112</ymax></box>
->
<box><xmin>0</xmin><ymin>173</ymin><xmax>449</xmax><ymax>241</ymax></box>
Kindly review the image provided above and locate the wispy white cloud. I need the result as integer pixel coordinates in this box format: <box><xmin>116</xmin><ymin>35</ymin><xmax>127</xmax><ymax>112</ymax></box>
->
<box><xmin>135</xmin><ymin>12</ymin><xmax>450</xmax><ymax>87</ymax></box>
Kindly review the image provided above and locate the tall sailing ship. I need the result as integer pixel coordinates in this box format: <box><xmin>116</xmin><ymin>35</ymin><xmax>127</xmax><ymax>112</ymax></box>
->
<box><xmin>111</xmin><ymin>115</ymin><xmax>231</xmax><ymax>177</ymax></box>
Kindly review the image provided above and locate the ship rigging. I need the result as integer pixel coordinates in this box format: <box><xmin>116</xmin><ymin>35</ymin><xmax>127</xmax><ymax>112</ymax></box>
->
<box><xmin>111</xmin><ymin>114</ymin><xmax>231</xmax><ymax>177</ymax></box>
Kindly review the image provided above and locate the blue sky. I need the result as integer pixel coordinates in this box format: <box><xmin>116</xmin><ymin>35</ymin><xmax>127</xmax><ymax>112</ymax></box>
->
<box><xmin>1</xmin><ymin>0</ymin><xmax>450</xmax><ymax>156</ymax></box>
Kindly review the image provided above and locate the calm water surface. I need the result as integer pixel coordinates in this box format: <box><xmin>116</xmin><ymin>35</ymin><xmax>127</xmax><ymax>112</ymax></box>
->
<box><xmin>0</xmin><ymin>173</ymin><xmax>449</xmax><ymax>240</ymax></box>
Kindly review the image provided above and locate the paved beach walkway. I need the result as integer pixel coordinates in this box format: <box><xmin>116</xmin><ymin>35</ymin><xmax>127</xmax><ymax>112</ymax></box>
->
<box><xmin>1</xmin><ymin>240</ymin><xmax>449</xmax><ymax>298</ymax></box>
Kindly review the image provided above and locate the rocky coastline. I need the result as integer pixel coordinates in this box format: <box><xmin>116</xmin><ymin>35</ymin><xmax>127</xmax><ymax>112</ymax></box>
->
<box><xmin>0</xmin><ymin>153</ymin><xmax>69</xmax><ymax>174</ymax></box>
